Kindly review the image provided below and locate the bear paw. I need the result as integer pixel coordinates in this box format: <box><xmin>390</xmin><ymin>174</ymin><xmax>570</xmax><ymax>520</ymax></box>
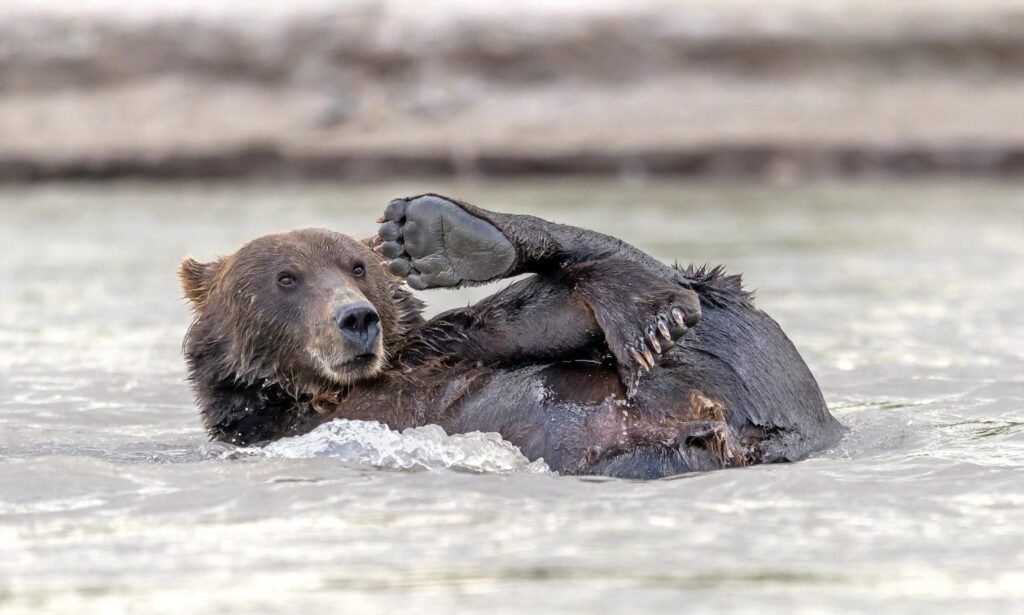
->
<box><xmin>376</xmin><ymin>194</ymin><xmax>517</xmax><ymax>290</ymax></box>
<box><xmin>628</xmin><ymin>300</ymin><xmax>701</xmax><ymax>368</ymax></box>
<box><xmin>615</xmin><ymin>291</ymin><xmax>700</xmax><ymax>395</ymax></box>
<box><xmin>578</xmin><ymin>271</ymin><xmax>701</xmax><ymax>397</ymax></box>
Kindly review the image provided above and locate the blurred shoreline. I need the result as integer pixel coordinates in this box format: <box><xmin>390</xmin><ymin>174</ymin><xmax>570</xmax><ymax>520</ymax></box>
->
<box><xmin>3</xmin><ymin>0</ymin><xmax>1024</xmax><ymax>181</ymax></box>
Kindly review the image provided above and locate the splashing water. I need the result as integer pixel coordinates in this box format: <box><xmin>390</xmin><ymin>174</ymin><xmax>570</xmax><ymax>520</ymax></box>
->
<box><xmin>238</xmin><ymin>419</ymin><xmax>551</xmax><ymax>474</ymax></box>
<box><xmin>2</xmin><ymin>182</ymin><xmax>1023</xmax><ymax>614</ymax></box>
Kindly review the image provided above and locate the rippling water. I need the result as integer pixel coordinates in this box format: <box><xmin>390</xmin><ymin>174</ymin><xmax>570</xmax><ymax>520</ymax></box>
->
<box><xmin>1</xmin><ymin>181</ymin><xmax>1022</xmax><ymax>613</ymax></box>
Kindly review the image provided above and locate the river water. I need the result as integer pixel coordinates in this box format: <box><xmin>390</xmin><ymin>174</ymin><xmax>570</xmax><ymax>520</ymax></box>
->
<box><xmin>1</xmin><ymin>181</ymin><xmax>1022</xmax><ymax>613</ymax></box>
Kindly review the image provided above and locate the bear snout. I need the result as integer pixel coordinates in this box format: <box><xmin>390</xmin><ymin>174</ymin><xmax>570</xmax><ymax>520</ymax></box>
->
<box><xmin>334</xmin><ymin>303</ymin><xmax>380</xmax><ymax>353</ymax></box>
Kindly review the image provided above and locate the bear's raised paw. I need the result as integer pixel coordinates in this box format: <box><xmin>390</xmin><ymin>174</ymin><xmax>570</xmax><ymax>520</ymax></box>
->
<box><xmin>376</xmin><ymin>194</ymin><xmax>517</xmax><ymax>290</ymax></box>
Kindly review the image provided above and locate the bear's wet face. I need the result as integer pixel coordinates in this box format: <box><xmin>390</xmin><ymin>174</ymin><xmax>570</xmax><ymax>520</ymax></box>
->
<box><xmin>180</xmin><ymin>229</ymin><xmax>408</xmax><ymax>395</ymax></box>
<box><xmin>180</xmin><ymin>228</ymin><xmax>426</xmax><ymax>443</ymax></box>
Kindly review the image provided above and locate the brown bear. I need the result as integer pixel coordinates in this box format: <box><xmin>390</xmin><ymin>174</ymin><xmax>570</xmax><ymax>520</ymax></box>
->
<box><xmin>180</xmin><ymin>194</ymin><xmax>844</xmax><ymax>479</ymax></box>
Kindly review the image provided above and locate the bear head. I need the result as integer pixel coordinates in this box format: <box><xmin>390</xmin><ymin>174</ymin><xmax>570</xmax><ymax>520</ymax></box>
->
<box><xmin>179</xmin><ymin>228</ymin><xmax>423</xmax><ymax>443</ymax></box>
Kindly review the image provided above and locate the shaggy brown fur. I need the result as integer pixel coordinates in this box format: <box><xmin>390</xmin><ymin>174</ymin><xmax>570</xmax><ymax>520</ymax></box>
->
<box><xmin>180</xmin><ymin>194</ymin><xmax>844</xmax><ymax>478</ymax></box>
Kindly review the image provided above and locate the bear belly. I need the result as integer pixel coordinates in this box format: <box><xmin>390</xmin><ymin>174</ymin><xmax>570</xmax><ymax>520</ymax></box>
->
<box><xmin>438</xmin><ymin>361</ymin><xmax>757</xmax><ymax>477</ymax></box>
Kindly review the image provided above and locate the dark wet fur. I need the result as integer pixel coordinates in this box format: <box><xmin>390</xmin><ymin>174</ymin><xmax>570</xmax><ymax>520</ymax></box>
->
<box><xmin>181</xmin><ymin>196</ymin><xmax>845</xmax><ymax>478</ymax></box>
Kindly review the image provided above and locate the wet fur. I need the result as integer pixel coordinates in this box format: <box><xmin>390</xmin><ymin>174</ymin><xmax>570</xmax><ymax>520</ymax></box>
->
<box><xmin>181</xmin><ymin>205</ymin><xmax>845</xmax><ymax>478</ymax></box>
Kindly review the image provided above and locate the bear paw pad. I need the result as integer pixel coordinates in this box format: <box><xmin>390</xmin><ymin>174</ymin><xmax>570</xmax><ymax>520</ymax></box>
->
<box><xmin>376</xmin><ymin>194</ymin><xmax>516</xmax><ymax>290</ymax></box>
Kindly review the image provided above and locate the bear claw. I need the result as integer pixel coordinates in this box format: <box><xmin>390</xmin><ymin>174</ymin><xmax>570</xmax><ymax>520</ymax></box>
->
<box><xmin>657</xmin><ymin>317</ymin><xmax>672</xmax><ymax>341</ymax></box>
<box><xmin>614</xmin><ymin>296</ymin><xmax>700</xmax><ymax>396</ymax></box>
<box><xmin>628</xmin><ymin>346</ymin><xmax>653</xmax><ymax>371</ymax></box>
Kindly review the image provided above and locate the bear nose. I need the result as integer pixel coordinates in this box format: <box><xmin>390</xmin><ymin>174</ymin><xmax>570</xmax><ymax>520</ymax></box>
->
<box><xmin>334</xmin><ymin>304</ymin><xmax>380</xmax><ymax>349</ymax></box>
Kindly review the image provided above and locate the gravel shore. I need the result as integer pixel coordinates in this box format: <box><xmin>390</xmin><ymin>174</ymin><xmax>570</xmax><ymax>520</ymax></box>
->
<box><xmin>2</xmin><ymin>0</ymin><xmax>1023</xmax><ymax>180</ymax></box>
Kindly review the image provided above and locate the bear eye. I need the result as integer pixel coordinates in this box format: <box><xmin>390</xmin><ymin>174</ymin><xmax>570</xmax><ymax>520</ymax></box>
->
<box><xmin>352</xmin><ymin>263</ymin><xmax>366</xmax><ymax>278</ymax></box>
<box><xmin>277</xmin><ymin>272</ymin><xmax>298</xmax><ymax>288</ymax></box>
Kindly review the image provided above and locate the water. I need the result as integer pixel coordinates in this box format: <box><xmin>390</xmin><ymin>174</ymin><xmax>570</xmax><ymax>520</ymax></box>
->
<box><xmin>1</xmin><ymin>181</ymin><xmax>1022</xmax><ymax>613</ymax></box>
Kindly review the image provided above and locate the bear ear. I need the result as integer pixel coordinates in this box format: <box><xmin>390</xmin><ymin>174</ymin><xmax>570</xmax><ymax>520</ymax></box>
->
<box><xmin>179</xmin><ymin>257</ymin><xmax>220</xmax><ymax>308</ymax></box>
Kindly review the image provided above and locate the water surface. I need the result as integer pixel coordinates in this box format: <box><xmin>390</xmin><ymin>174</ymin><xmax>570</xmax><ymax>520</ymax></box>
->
<box><xmin>1</xmin><ymin>181</ymin><xmax>1022</xmax><ymax>613</ymax></box>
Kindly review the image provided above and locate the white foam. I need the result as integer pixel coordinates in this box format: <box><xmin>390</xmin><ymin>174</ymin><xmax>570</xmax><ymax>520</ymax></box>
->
<box><xmin>240</xmin><ymin>420</ymin><xmax>550</xmax><ymax>474</ymax></box>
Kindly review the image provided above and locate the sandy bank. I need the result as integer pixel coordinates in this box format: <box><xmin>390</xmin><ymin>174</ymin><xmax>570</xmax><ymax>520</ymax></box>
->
<box><xmin>2</xmin><ymin>0</ymin><xmax>1023</xmax><ymax>180</ymax></box>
